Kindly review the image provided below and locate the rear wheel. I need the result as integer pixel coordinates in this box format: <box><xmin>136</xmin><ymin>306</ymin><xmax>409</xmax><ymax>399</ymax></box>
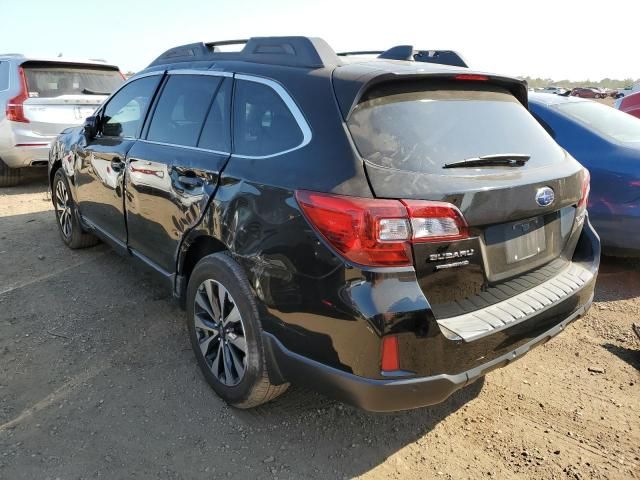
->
<box><xmin>0</xmin><ymin>160</ymin><xmax>22</xmax><ymax>187</ymax></box>
<box><xmin>186</xmin><ymin>253</ymin><xmax>288</xmax><ymax>408</ymax></box>
<box><xmin>52</xmin><ymin>169</ymin><xmax>99</xmax><ymax>249</ymax></box>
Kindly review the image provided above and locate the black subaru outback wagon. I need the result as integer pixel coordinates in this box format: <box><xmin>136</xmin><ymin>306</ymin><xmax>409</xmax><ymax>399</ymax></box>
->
<box><xmin>48</xmin><ymin>37</ymin><xmax>599</xmax><ymax>411</ymax></box>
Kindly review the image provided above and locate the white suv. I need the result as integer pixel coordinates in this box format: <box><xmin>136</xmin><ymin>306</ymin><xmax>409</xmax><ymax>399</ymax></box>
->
<box><xmin>0</xmin><ymin>55</ymin><xmax>124</xmax><ymax>186</ymax></box>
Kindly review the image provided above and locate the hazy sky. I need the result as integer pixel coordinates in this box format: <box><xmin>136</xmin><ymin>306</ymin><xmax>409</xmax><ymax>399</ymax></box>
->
<box><xmin>2</xmin><ymin>0</ymin><xmax>637</xmax><ymax>80</ymax></box>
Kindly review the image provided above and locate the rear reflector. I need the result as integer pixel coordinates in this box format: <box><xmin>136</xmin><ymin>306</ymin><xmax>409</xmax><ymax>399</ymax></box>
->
<box><xmin>381</xmin><ymin>336</ymin><xmax>400</xmax><ymax>371</ymax></box>
<box><xmin>295</xmin><ymin>191</ymin><xmax>469</xmax><ymax>267</ymax></box>
<box><xmin>454</xmin><ymin>74</ymin><xmax>489</xmax><ymax>81</ymax></box>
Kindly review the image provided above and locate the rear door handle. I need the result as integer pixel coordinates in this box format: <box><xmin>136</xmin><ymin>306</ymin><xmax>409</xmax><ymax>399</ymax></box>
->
<box><xmin>110</xmin><ymin>158</ymin><xmax>124</xmax><ymax>171</ymax></box>
<box><xmin>177</xmin><ymin>174</ymin><xmax>203</xmax><ymax>188</ymax></box>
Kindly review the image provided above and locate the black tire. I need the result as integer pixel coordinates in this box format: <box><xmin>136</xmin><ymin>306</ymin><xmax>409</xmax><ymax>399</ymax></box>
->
<box><xmin>0</xmin><ymin>159</ymin><xmax>22</xmax><ymax>187</ymax></box>
<box><xmin>186</xmin><ymin>253</ymin><xmax>288</xmax><ymax>408</ymax></box>
<box><xmin>52</xmin><ymin>169</ymin><xmax>99</xmax><ymax>249</ymax></box>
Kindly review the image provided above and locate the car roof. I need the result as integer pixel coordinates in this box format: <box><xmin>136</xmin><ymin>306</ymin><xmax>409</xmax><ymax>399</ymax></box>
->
<box><xmin>528</xmin><ymin>92</ymin><xmax>589</xmax><ymax>106</ymax></box>
<box><xmin>0</xmin><ymin>54</ymin><xmax>119</xmax><ymax>69</ymax></box>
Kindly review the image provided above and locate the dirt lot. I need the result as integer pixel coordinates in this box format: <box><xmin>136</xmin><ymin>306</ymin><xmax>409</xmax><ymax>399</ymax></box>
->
<box><xmin>0</xmin><ymin>177</ymin><xmax>638</xmax><ymax>480</ymax></box>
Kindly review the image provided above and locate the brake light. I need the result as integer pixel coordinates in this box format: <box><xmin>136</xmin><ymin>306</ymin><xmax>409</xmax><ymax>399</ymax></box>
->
<box><xmin>578</xmin><ymin>169</ymin><xmax>590</xmax><ymax>209</ymax></box>
<box><xmin>295</xmin><ymin>191</ymin><xmax>469</xmax><ymax>267</ymax></box>
<box><xmin>6</xmin><ymin>67</ymin><xmax>30</xmax><ymax>123</ymax></box>
<box><xmin>454</xmin><ymin>74</ymin><xmax>489</xmax><ymax>81</ymax></box>
<box><xmin>381</xmin><ymin>336</ymin><xmax>400</xmax><ymax>371</ymax></box>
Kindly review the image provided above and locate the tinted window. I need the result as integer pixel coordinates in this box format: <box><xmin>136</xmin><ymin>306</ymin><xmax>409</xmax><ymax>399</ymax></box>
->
<box><xmin>556</xmin><ymin>101</ymin><xmax>640</xmax><ymax>144</ymax></box>
<box><xmin>102</xmin><ymin>76</ymin><xmax>160</xmax><ymax>138</ymax></box>
<box><xmin>23</xmin><ymin>65</ymin><xmax>123</xmax><ymax>98</ymax></box>
<box><xmin>198</xmin><ymin>78</ymin><xmax>231</xmax><ymax>151</ymax></box>
<box><xmin>347</xmin><ymin>82</ymin><xmax>563</xmax><ymax>174</ymax></box>
<box><xmin>0</xmin><ymin>62</ymin><xmax>8</xmax><ymax>90</ymax></box>
<box><xmin>147</xmin><ymin>75</ymin><xmax>222</xmax><ymax>147</ymax></box>
<box><xmin>233</xmin><ymin>80</ymin><xmax>302</xmax><ymax>156</ymax></box>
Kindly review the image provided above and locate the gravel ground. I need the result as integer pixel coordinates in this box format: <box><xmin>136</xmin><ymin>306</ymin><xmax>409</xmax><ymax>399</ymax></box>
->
<box><xmin>0</xmin><ymin>177</ymin><xmax>638</xmax><ymax>480</ymax></box>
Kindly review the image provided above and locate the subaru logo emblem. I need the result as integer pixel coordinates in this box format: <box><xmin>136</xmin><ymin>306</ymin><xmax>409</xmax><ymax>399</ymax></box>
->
<box><xmin>535</xmin><ymin>187</ymin><xmax>555</xmax><ymax>207</ymax></box>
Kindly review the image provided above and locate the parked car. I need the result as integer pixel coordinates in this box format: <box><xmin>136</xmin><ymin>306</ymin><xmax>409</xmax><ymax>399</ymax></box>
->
<box><xmin>539</xmin><ymin>86</ymin><xmax>568</xmax><ymax>95</ymax></box>
<box><xmin>615</xmin><ymin>84</ymin><xmax>640</xmax><ymax>98</ymax></box>
<box><xmin>615</xmin><ymin>90</ymin><xmax>640</xmax><ymax>119</ymax></box>
<box><xmin>49</xmin><ymin>36</ymin><xmax>599</xmax><ymax>412</ymax></box>
<box><xmin>529</xmin><ymin>93</ymin><xmax>640</xmax><ymax>256</ymax></box>
<box><xmin>570</xmin><ymin>87</ymin><xmax>605</xmax><ymax>99</ymax></box>
<box><xmin>0</xmin><ymin>54</ymin><xmax>124</xmax><ymax>186</ymax></box>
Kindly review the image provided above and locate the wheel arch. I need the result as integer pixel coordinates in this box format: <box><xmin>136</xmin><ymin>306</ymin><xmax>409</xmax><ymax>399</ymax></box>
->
<box><xmin>176</xmin><ymin>233</ymin><xmax>228</xmax><ymax>306</ymax></box>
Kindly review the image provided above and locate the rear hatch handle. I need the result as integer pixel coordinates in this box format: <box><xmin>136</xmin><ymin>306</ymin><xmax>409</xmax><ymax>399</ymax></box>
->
<box><xmin>443</xmin><ymin>153</ymin><xmax>530</xmax><ymax>169</ymax></box>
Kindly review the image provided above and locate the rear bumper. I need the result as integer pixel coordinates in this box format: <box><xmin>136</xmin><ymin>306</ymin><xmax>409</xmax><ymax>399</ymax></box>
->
<box><xmin>1</xmin><ymin>144</ymin><xmax>52</xmax><ymax>168</ymax></box>
<box><xmin>264</xmin><ymin>294</ymin><xmax>592</xmax><ymax>412</ymax></box>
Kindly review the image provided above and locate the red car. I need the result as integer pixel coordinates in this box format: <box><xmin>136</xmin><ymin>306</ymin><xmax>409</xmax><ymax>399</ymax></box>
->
<box><xmin>616</xmin><ymin>91</ymin><xmax>640</xmax><ymax>119</ymax></box>
<box><xmin>570</xmin><ymin>87</ymin><xmax>606</xmax><ymax>99</ymax></box>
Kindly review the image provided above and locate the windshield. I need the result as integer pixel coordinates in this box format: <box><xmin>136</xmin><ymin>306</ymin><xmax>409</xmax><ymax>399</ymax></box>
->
<box><xmin>23</xmin><ymin>65</ymin><xmax>123</xmax><ymax>98</ymax></box>
<box><xmin>556</xmin><ymin>101</ymin><xmax>640</xmax><ymax>144</ymax></box>
<box><xmin>347</xmin><ymin>82</ymin><xmax>563</xmax><ymax>174</ymax></box>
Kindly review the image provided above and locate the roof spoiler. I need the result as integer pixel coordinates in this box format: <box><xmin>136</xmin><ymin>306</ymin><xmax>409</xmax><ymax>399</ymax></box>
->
<box><xmin>338</xmin><ymin>45</ymin><xmax>468</xmax><ymax>68</ymax></box>
<box><xmin>148</xmin><ymin>36</ymin><xmax>341</xmax><ymax>69</ymax></box>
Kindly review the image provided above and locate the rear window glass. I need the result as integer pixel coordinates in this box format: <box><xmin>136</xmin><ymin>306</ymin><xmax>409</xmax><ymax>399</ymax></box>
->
<box><xmin>556</xmin><ymin>101</ymin><xmax>640</xmax><ymax>144</ymax></box>
<box><xmin>0</xmin><ymin>61</ymin><xmax>8</xmax><ymax>90</ymax></box>
<box><xmin>347</xmin><ymin>82</ymin><xmax>562</xmax><ymax>174</ymax></box>
<box><xmin>23</xmin><ymin>65</ymin><xmax>123</xmax><ymax>98</ymax></box>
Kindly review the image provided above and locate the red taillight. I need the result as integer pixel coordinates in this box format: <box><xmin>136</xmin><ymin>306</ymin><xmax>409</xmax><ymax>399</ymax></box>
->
<box><xmin>295</xmin><ymin>191</ymin><xmax>469</xmax><ymax>267</ymax></box>
<box><xmin>454</xmin><ymin>74</ymin><xmax>489</xmax><ymax>81</ymax></box>
<box><xmin>578</xmin><ymin>169</ymin><xmax>590</xmax><ymax>209</ymax></box>
<box><xmin>381</xmin><ymin>336</ymin><xmax>400</xmax><ymax>371</ymax></box>
<box><xmin>295</xmin><ymin>191</ymin><xmax>412</xmax><ymax>267</ymax></box>
<box><xmin>6</xmin><ymin>67</ymin><xmax>30</xmax><ymax>123</ymax></box>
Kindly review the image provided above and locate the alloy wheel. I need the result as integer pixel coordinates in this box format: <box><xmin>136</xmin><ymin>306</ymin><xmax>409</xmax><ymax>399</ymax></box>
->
<box><xmin>194</xmin><ymin>279</ymin><xmax>248</xmax><ymax>386</ymax></box>
<box><xmin>55</xmin><ymin>179</ymin><xmax>72</xmax><ymax>239</ymax></box>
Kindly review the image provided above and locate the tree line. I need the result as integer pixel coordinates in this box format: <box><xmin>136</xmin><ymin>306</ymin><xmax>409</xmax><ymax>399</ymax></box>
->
<box><xmin>522</xmin><ymin>77</ymin><xmax>639</xmax><ymax>89</ymax></box>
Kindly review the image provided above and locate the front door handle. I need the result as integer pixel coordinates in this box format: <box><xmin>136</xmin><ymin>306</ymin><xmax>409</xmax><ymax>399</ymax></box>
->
<box><xmin>110</xmin><ymin>158</ymin><xmax>124</xmax><ymax>172</ymax></box>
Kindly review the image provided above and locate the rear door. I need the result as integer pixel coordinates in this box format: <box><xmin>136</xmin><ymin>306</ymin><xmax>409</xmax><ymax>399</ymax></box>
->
<box><xmin>75</xmin><ymin>73</ymin><xmax>162</xmax><ymax>245</ymax></box>
<box><xmin>346</xmin><ymin>79</ymin><xmax>586</xmax><ymax>317</ymax></box>
<box><xmin>124</xmin><ymin>72</ymin><xmax>232</xmax><ymax>273</ymax></box>
<box><xmin>20</xmin><ymin>62</ymin><xmax>124</xmax><ymax>135</ymax></box>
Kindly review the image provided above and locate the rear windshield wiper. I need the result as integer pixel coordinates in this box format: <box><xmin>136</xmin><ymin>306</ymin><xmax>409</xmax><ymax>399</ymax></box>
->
<box><xmin>443</xmin><ymin>154</ymin><xmax>531</xmax><ymax>169</ymax></box>
<box><xmin>82</xmin><ymin>88</ymin><xmax>110</xmax><ymax>95</ymax></box>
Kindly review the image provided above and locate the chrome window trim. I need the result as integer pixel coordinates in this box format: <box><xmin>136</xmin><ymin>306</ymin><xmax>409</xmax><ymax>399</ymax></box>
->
<box><xmin>167</xmin><ymin>69</ymin><xmax>233</xmax><ymax>78</ymax></box>
<box><xmin>138</xmin><ymin>139</ymin><xmax>229</xmax><ymax>156</ymax></box>
<box><xmin>231</xmin><ymin>74</ymin><xmax>312</xmax><ymax>160</ymax></box>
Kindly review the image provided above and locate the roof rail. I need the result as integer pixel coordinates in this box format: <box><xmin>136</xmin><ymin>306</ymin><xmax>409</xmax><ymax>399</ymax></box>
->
<box><xmin>148</xmin><ymin>36</ymin><xmax>341</xmax><ymax>69</ymax></box>
<box><xmin>338</xmin><ymin>45</ymin><xmax>468</xmax><ymax>68</ymax></box>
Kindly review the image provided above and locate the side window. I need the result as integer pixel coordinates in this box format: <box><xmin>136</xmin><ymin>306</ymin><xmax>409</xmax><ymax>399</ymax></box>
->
<box><xmin>233</xmin><ymin>79</ymin><xmax>303</xmax><ymax>157</ymax></box>
<box><xmin>198</xmin><ymin>78</ymin><xmax>231</xmax><ymax>152</ymax></box>
<box><xmin>147</xmin><ymin>74</ymin><xmax>222</xmax><ymax>147</ymax></box>
<box><xmin>0</xmin><ymin>62</ymin><xmax>9</xmax><ymax>91</ymax></box>
<box><xmin>101</xmin><ymin>75</ymin><xmax>160</xmax><ymax>138</ymax></box>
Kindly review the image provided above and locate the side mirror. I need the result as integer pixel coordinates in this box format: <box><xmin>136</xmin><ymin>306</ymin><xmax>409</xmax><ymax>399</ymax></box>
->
<box><xmin>83</xmin><ymin>116</ymin><xmax>98</xmax><ymax>139</ymax></box>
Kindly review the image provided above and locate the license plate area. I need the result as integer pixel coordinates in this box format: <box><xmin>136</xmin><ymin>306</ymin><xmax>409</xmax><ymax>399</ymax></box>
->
<box><xmin>505</xmin><ymin>216</ymin><xmax>546</xmax><ymax>264</ymax></box>
<box><xmin>483</xmin><ymin>212</ymin><xmax>562</xmax><ymax>282</ymax></box>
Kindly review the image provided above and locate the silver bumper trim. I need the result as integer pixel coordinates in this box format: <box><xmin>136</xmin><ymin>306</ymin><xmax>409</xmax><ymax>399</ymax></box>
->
<box><xmin>437</xmin><ymin>263</ymin><xmax>594</xmax><ymax>342</ymax></box>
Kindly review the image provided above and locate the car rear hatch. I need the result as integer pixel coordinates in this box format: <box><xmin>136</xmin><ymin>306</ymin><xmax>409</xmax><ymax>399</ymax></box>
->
<box><xmin>339</xmin><ymin>71</ymin><xmax>590</xmax><ymax>337</ymax></box>
<box><xmin>19</xmin><ymin>61</ymin><xmax>123</xmax><ymax>136</ymax></box>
